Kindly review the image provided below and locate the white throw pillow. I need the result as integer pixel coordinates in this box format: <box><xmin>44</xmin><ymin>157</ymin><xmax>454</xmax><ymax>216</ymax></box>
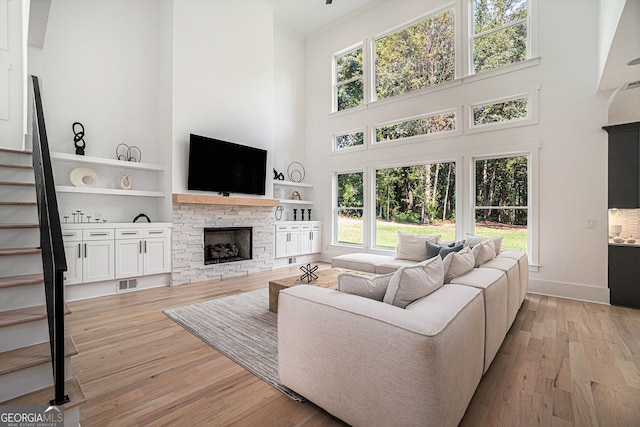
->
<box><xmin>396</xmin><ymin>231</ymin><xmax>442</xmax><ymax>262</ymax></box>
<box><xmin>338</xmin><ymin>273</ymin><xmax>394</xmax><ymax>301</ymax></box>
<box><xmin>442</xmin><ymin>246</ymin><xmax>475</xmax><ymax>283</ymax></box>
<box><xmin>471</xmin><ymin>240</ymin><xmax>496</xmax><ymax>267</ymax></box>
<box><xmin>383</xmin><ymin>256</ymin><xmax>444</xmax><ymax>308</ymax></box>
<box><xmin>465</xmin><ymin>234</ymin><xmax>503</xmax><ymax>256</ymax></box>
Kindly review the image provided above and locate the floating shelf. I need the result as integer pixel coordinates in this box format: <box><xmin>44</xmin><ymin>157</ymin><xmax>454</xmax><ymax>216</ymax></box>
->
<box><xmin>56</xmin><ymin>185</ymin><xmax>165</xmax><ymax>198</ymax></box>
<box><xmin>278</xmin><ymin>199</ymin><xmax>313</xmax><ymax>205</ymax></box>
<box><xmin>172</xmin><ymin>193</ymin><xmax>279</xmax><ymax>207</ymax></box>
<box><xmin>51</xmin><ymin>152</ymin><xmax>165</xmax><ymax>171</ymax></box>
<box><xmin>274</xmin><ymin>180</ymin><xmax>313</xmax><ymax>188</ymax></box>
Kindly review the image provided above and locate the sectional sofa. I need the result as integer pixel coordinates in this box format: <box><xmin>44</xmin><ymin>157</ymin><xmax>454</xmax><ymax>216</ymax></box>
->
<box><xmin>277</xmin><ymin>232</ymin><xmax>528</xmax><ymax>427</ymax></box>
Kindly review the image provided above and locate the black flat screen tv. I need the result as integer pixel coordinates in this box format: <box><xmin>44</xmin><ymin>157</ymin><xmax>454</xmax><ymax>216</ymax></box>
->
<box><xmin>187</xmin><ymin>134</ymin><xmax>267</xmax><ymax>195</ymax></box>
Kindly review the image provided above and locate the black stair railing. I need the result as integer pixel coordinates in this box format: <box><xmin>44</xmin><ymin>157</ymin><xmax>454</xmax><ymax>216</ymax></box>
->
<box><xmin>31</xmin><ymin>75</ymin><xmax>69</xmax><ymax>405</ymax></box>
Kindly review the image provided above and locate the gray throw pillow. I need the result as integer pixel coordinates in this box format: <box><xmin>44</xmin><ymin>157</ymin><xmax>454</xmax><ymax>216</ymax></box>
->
<box><xmin>439</xmin><ymin>243</ymin><xmax>464</xmax><ymax>259</ymax></box>
<box><xmin>426</xmin><ymin>241</ymin><xmax>453</xmax><ymax>259</ymax></box>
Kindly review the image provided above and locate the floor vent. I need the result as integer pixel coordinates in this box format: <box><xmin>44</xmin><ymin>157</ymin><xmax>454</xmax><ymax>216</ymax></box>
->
<box><xmin>118</xmin><ymin>279</ymin><xmax>138</xmax><ymax>291</ymax></box>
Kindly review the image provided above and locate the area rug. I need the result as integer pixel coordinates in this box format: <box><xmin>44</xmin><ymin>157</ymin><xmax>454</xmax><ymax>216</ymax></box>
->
<box><xmin>163</xmin><ymin>288</ymin><xmax>304</xmax><ymax>401</ymax></box>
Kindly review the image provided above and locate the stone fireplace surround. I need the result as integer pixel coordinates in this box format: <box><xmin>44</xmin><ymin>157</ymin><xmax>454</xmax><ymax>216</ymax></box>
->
<box><xmin>172</xmin><ymin>197</ymin><xmax>276</xmax><ymax>285</ymax></box>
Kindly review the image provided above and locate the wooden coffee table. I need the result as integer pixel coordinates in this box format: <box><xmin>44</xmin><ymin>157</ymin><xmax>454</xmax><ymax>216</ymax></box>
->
<box><xmin>268</xmin><ymin>267</ymin><xmax>376</xmax><ymax>313</ymax></box>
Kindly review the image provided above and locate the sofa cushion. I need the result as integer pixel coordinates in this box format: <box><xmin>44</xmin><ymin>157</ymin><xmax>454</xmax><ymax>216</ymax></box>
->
<box><xmin>442</xmin><ymin>246</ymin><xmax>475</xmax><ymax>283</ymax></box>
<box><xmin>465</xmin><ymin>234</ymin><xmax>503</xmax><ymax>256</ymax></box>
<box><xmin>396</xmin><ymin>231</ymin><xmax>441</xmax><ymax>262</ymax></box>
<box><xmin>383</xmin><ymin>256</ymin><xmax>444</xmax><ymax>308</ymax></box>
<box><xmin>338</xmin><ymin>272</ymin><xmax>394</xmax><ymax>301</ymax></box>
<box><xmin>471</xmin><ymin>240</ymin><xmax>496</xmax><ymax>267</ymax></box>
<box><xmin>331</xmin><ymin>253</ymin><xmax>394</xmax><ymax>273</ymax></box>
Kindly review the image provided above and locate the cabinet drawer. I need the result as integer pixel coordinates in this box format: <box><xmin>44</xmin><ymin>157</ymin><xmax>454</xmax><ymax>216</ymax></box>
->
<box><xmin>61</xmin><ymin>229</ymin><xmax>82</xmax><ymax>242</ymax></box>
<box><xmin>83</xmin><ymin>229</ymin><xmax>114</xmax><ymax>241</ymax></box>
<box><xmin>116</xmin><ymin>229</ymin><xmax>142</xmax><ymax>239</ymax></box>
<box><xmin>143</xmin><ymin>228</ymin><xmax>168</xmax><ymax>238</ymax></box>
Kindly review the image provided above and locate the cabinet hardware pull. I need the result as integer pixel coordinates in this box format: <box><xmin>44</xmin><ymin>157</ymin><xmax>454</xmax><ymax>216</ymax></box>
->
<box><xmin>122</xmin><ymin>232</ymin><xmax>137</xmax><ymax>235</ymax></box>
<box><xmin>90</xmin><ymin>232</ymin><xmax>109</xmax><ymax>236</ymax></box>
<box><xmin>77</xmin><ymin>243</ymin><xmax>81</xmax><ymax>258</ymax></box>
<box><xmin>148</xmin><ymin>231</ymin><xmax>162</xmax><ymax>234</ymax></box>
<box><xmin>144</xmin><ymin>240</ymin><xmax>147</xmax><ymax>253</ymax></box>
<box><xmin>63</xmin><ymin>233</ymin><xmax>74</xmax><ymax>237</ymax></box>
<box><xmin>139</xmin><ymin>240</ymin><xmax>142</xmax><ymax>254</ymax></box>
<box><xmin>84</xmin><ymin>243</ymin><xmax>87</xmax><ymax>258</ymax></box>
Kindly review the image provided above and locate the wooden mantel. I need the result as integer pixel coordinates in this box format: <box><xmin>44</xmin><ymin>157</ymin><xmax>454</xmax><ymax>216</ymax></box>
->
<box><xmin>172</xmin><ymin>193</ymin><xmax>279</xmax><ymax>207</ymax></box>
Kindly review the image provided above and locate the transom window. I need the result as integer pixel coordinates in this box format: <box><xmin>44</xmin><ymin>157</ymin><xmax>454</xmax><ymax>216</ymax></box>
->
<box><xmin>375</xmin><ymin>111</ymin><xmax>457</xmax><ymax>144</ymax></box>
<box><xmin>472</xmin><ymin>0</ymin><xmax>528</xmax><ymax>73</ymax></box>
<box><xmin>334</xmin><ymin>47</ymin><xmax>364</xmax><ymax>111</ymax></box>
<box><xmin>375</xmin><ymin>8</ymin><xmax>455</xmax><ymax>101</ymax></box>
<box><xmin>472</xmin><ymin>96</ymin><xmax>528</xmax><ymax>127</ymax></box>
<box><xmin>335</xmin><ymin>131</ymin><xmax>364</xmax><ymax>151</ymax></box>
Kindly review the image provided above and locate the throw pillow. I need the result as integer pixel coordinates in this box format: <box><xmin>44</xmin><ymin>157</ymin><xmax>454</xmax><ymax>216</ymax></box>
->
<box><xmin>465</xmin><ymin>234</ymin><xmax>504</xmax><ymax>256</ymax></box>
<box><xmin>338</xmin><ymin>273</ymin><xmax>394</xmax><ymax>301</ymax></box>
<box><xmin>396</xmin><ymin>231</ymin><xmax>442</xmax><ymax>262</ymax></box>
<box><xmin>442</xmin><ymin>246</ymin><xmax>475</xmax><ymax>283</ymax></box>
<box><xmin>471</xmin><ymin>240</ymin><xmax>496</xmax><ymax>267</ymax></box>
<box><xmin>425</xmin><ymin>241</ymin><xmax>454</xmax><ymax>259</ymax></box>
<box><xmin>383</xmin><ymin>256</ymin><xmax>445</xmax><ymax>308</ymax></box>
<box><xmin>439</xmin><ymin>243</ymin><xmax>464</xmax><ymax>259</ymax></box>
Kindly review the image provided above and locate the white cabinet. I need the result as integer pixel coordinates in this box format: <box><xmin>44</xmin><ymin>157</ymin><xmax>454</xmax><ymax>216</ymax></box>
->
<box><xmin>62</xmin><ymin>223</ymin><xmax>171</xmax><ymax>286</ymax></box>
<box><xmin>275</xmin><ymin>222</ymin><xmax>321</xmax><ymax>258</ymax></box>
<box><xmin>115</xmin><ymin>227</ymin><xmax>170</xmax><ymax>279</ymax></box>
<box><xmin>61</xmin><ymin>228</ymin><xmax>114</xmax><ymax>284</ymax></box>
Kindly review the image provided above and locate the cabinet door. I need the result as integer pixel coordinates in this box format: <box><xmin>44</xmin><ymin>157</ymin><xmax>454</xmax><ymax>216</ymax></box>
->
<box><xmin>275</xmin><ymin>231</ymin><xmax>289</xmax><ymax>258</ymax></box>
<box><xmin>287</xmin><ymin>230</ymin><xmax>301</xmax><ymax>256</ymax></box>
<box><xmin>608</xmin><ymin>130</ymin><xmax>640</xmax><ymax>208</ymax></box>
<box><xmin>63</xmin><ymin>241</ymin><xmax>83</xmax><ymax>285</ymax></box>
<box><xmin>309</xmin><ymin>228</ymin><xmax>322</xmax><ymax>254</ymax></box>
<box><xmin>115</xmin><ymin>239</ymin><xmax>144</xmax><ymax>279</ymax></box>
<box><xmin>608</xmin><ymin>245</ymin><xmax>640</xmax><ymax>309</ymax></box>
<box><xmin>143</xmin><ymin>238</ymin><xmax>170</xmax><ymax>275</ymax></box>
<box><xmin>83</xmin><ymin>240</ymin><xmax>115</xmax><ymax>282</ymax></box>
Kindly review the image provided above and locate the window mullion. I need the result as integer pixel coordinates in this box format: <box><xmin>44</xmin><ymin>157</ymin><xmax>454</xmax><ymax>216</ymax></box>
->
<box><xmin>473</xmin><ymin>17</ymin><xmax>527</xmax><ymax>40</ymax></box>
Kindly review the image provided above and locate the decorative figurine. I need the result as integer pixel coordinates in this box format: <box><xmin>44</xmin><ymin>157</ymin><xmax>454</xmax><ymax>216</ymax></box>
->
<box><xmin>301</xmin><ymin>209</ymin><xmax>305</xmax><ymax>221</ymax></box>
<box><xmin>293</xmin><ymin>209</ymin><xmax>297</xmax><ymax>221</ymax></box>
<box><xmin>307</xmin><ymin>209</ymin><xmax>311</xmax><ymax>221</ymax></box>
<box><xmin>299</xmin><ymin>263</ymin><xmax>318</xmax><ymax>283</ymax></box>
<box><xmin>73</xmin><ymin>122</ymin><xmax>86</xmax><ymax>155</ymax></box>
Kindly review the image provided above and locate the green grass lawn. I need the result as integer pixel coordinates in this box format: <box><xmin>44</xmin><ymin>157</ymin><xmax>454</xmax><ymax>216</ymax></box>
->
<box><xmin>337</xmin><ymin>217</ymin><xmax>527</xmax><ymax>251</ymax></box>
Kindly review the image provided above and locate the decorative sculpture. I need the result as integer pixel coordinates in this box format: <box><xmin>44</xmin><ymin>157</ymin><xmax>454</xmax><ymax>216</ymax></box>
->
<box><xmin>73</xmin><ymin>122</ymin><xmax>86</xmax><ymax>155</ymax></box>
<box><xmin>299</xmin><ymin>263</ymin><xmax>318</xmax><ymax>283</ymax></box>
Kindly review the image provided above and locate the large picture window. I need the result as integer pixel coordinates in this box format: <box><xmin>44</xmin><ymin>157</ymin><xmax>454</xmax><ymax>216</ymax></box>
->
<box><xmin>336</xmin><ymin>172</ymin><xmax>364</xmax><ymax>245</ymax></box>
<box><xmin>334</xmin><ymin>47</ymin><xmax>364</xmax><ymax>111</ymax></box>
<box><xmin>472</xmin><ymin>0</ymin><xmax>528</xmax><ymax>73</ymax></box>
<box><xmin>375</xmin><ymin>8</ymin><xmax>455</xmax><ymax>101</ymax></box>
<box><xmin>375</xmin><ymin>162</ymin><xmax>456</xmax><ymax>248</ymax></box>
<box><xmin>474</xmin><ymin>155</ymin><xmax>528</xmax><ymax>251</ymax></box>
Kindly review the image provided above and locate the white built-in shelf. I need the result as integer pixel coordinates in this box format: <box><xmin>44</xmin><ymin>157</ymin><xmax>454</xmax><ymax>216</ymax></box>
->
<box><xmin>278</xmin><ymin>199</ymin><xmax>313</xmax><ymax>205</ymax></box>
<box><xmin>274</xmin><ymin>180</ymin><xmax>313</xmax><ymax>188</ymax></box>
<box><xmin>56</xmin><ymin>185</ymin><xmax>165</xmax><ymax>198</ymax></box>
<box><xmin>51</xmin><ymin>152</ymin><xmax>165</xmax><ymax>171</ymax></box>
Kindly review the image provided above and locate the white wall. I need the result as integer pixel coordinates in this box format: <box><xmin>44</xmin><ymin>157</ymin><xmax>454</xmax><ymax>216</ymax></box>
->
<box><xmin>170</xmin><ymin>0</ymin><xmax>275</xmax><ymax>196</ymax></box>
<box><xmin>305</xmin><ymin>0</ymin><xmax>610</xmax><ymax>303</ymax></box>
<box><xmin>0</xmin><ymin>0</ymin><xmax>25</xmax><ymax>149</ymax></box>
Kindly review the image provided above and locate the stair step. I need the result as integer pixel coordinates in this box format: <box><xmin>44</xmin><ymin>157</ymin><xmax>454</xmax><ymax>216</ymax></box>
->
<box><xmin>0</xmin><ymin>336</ymin><xmax>77</xmax><ymax>377</ymax></box>
<box><xmin>0</xmin><ymin>163</ymin><xmax>33</xmax><ymax>169</ymax></box>
<box><xmin>0</xmin><ymin>273</ymin><xmax>43</xmax><ymax>289</ymax></box>
<box><xmin>0</xmin><ymin>303</ymin><xmax>71</xmax><ymax>329</ymax></box>
<box><xmin>0</xmin><ymin>247</ymin><xmax>41</xmax><ymax>256</ymax></box>
<box><xmin>0</xmin><ymin>181</ymin><xmax>35</xmax><ymax>187</ymax></box>
<box><xmin>0</xmin><ymin>223</ymin><xmax>39</xmax><ymax>229</ymax></box>
<box><xmin>3</xmin><ymin>376</ymin><xmax>86</xmax><ymax>410</ymax></box>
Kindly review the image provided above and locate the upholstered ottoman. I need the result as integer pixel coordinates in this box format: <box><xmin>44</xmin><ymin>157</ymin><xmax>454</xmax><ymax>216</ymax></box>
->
<box><xmin>497</xmin><ymin>250</ymin><xmax>528</xmax><ymax>305</ymax></box>
<box><xmin>450</xmin><ymin>268</ymin><xmax>508</xmax><ymax>373</ymax></box>
<box><xmin>480</xmin><ymin>257</ymin><xmax>520</xmax><ymax>326</ymax></box>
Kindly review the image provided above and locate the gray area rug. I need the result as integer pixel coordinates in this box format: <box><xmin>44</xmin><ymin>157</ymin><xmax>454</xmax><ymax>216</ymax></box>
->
<box><xmin>163</xmin><ymin>288</ymin><xmax>304</xmax><ymax>401</ymax></box>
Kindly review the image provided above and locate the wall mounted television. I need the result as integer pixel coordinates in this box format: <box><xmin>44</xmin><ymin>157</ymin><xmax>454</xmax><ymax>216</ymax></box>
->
<box><xmin>187</xmin><ymin>134</ymin><xmax>267</xmax><ymax>195</ymax></box>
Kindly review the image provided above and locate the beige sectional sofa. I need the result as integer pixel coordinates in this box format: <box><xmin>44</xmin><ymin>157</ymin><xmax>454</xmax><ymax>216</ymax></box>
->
<box><xmin>278</xmin><ymin>234</ymin><xmax>528</xmax><ymax>427</ymax></box>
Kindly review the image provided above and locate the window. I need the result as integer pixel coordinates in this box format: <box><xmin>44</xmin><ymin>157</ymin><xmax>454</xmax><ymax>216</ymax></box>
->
<box><xmin>375</xmin><ymin>162</ymin><xmax>456</xmax><ymax>248</ymax></box>
<box><xmin>375</xmin><ymin>8</ymin><xmax>455</xmax><ymax>101</ymax></box>
<box><xmin>375</xmin><ymin>111</ymin><xmax>457</xmax><ymax>143</ymax></box>
<box><xmin>474</xmin><ymin>156</ymin><xmax>527</xmax><ymax>251</ymax></box>
<box><xmin>336</xmin><ymin>172</ymin><xmax>364</xmax><ymax>245</ymax></box>
<box><xmin>334</xmin><ymin>47</ymin><xmax>363</xmax><ymax>111</ymax></box>
<box><xmin>472</xmin><ymin>0</ymin><xmax>528</xmax><ymax>73</ymax></box>
<box><xmin>472</xmin><ymin>96</ymin><xmax>528</xmax><ymax>127</ymax></box>
<box><xmin>335</xmin><ymin>131</ymin><xmax>364</xmax><ymax>150</ymax></box>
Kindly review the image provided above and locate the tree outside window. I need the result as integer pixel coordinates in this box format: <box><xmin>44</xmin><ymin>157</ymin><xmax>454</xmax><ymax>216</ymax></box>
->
<box><xmin>375</xmin><ymin>162</ymin><xmax>456</xmax><ymax>248</ymax></box>
<box><xmin>474</xmin><ymin>156</ymin><xmax>528</xmax><ymax>251</ymax></box>
<box><xmin>473</xmin><ymin>0</ymin><xmax>528</xmax><ymax>73</ymax></box>
<box><xmin>335</xmin><ymin>48</ymin><xmax>363</xmax><ymax>111</ymax></box>
<box><xmin>336</xmin><ymin>172</ymin><xmax>364</xmax><ymax>245</ymax></box>
<box><xmin>375</xmin><ymin>8</ymin><xmax>455</xmax><ymax>101</ymax></box>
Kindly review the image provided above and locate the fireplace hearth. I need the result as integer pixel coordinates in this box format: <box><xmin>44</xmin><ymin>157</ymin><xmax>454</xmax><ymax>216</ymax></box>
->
<box><xmin>204</xmin><ymin>227</ymin><xmax>252</xmax><ymax>265</ymax></box>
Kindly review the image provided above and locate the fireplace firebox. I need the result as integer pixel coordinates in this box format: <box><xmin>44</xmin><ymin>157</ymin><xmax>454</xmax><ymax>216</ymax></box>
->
<box><xmin>204</xmin><ymin>227</ymin><xmax>252</xmax><ymax>265</ymax></box>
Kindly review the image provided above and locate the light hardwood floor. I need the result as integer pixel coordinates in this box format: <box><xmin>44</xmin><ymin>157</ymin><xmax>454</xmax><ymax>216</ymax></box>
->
<box><xmin>67</xmin><ymin>266</ymin><xmax>640</xmax><ymax>426</ymax></box>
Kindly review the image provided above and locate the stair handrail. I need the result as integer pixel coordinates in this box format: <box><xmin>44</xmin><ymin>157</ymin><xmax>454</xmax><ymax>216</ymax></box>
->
<box><xmin>30</xmin><ymin>75</ymin><xmax>69</xmax><ymax>406</ymax></box>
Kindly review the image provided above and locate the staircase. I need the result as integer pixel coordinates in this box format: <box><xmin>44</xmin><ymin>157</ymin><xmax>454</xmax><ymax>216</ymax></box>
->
<box><xmin>0</xmin><ymin>146</ymin><xmax>85</xmax><ymax>425</ymax></box>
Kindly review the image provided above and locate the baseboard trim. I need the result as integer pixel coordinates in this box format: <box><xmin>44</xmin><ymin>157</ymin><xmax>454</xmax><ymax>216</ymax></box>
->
<box><xmin>528</xmin><ymin>278</ymin><xmax>610</xmax><ymax>305</ymax></box>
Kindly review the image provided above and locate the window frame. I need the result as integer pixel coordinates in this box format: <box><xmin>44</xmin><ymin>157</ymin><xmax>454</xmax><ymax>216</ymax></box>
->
<box><xmin>467</xmin><ymin>89</ymin><xmax>538</xmax><ymax>133</ymax></box>
<box><xmin>333</xmin><ymin>128</ymin><xmax>367</xmax><ymax>153</ymax></box>
<box><xmin>332</xmin><ymin>43</ymin><xmax>365</xmax><ymax>113</ymax></box>
<box><xmin>371</xmin><ymin>107</ymin><xmax>462</xmax><ymax>147</ymax></box>
<box><xmin>470</xmin><ymin>0</ymin><xmax>531</xmax><ymax>75</ymax></box>
<box><xmin>334</xmin><ymin>170</ymin><xmax>366</xmax><ymax>247</ymax></box>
